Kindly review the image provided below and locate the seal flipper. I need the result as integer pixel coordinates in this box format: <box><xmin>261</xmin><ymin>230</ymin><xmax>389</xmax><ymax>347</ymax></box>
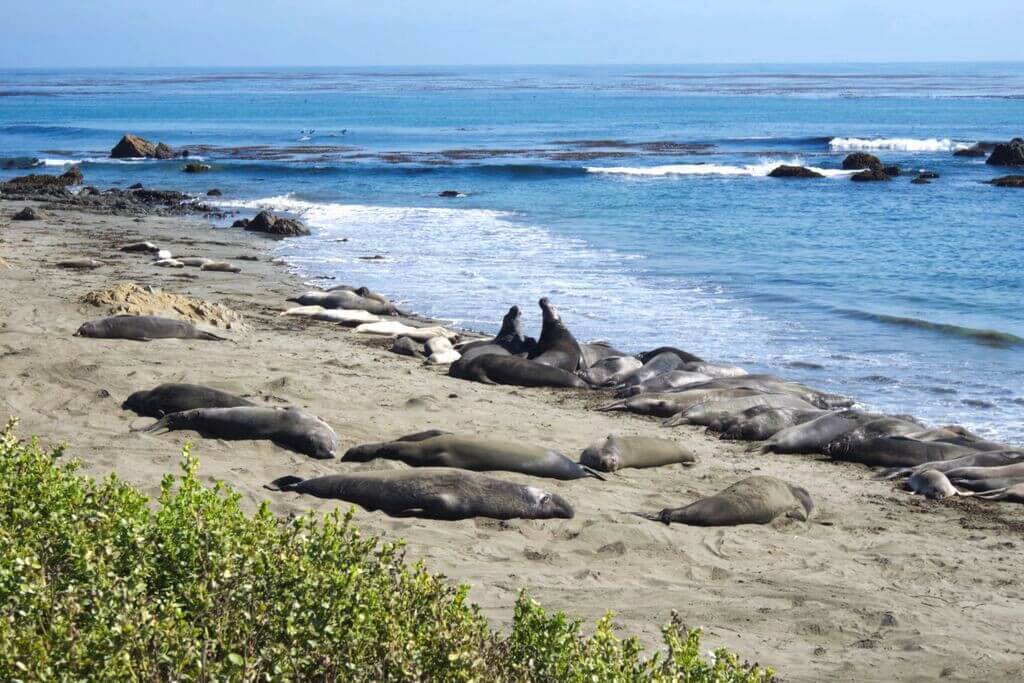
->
<box><xmin>396</xmin><ymin>429</ymin><xmax>451</xmax><ymax>443</ymax></box>
<box><xmin>595</xmin><ymin>399</ymin><xmax>627</xmax><ymax>412</ymax></box>
<box><xmin>265</xmin><ymin>475</ymin><xmax>304</xmax><ymax>491</ymax></box>
<box><xmin>975</xmin><ymin>487</ymin><xmax>1008</xmax><ymax>500</ymax></box>
<box><xmin>581</xmin><ymin>465</ymin><xmax>607</xmax><ymax>481</ymax></box>
<box><xmin>137</xmin><ymin>415</ymin><xmax>171</xmax><ymax>433</ymax></box>
<box><xmin>198</xmin><ymin>330</ymin><xmax>228</xmax><ymax>341</ymax></box>
<box><xmin>874</xmin><ymin>467</ymin><xmax>911</xmax><ymax>481</ymax></box>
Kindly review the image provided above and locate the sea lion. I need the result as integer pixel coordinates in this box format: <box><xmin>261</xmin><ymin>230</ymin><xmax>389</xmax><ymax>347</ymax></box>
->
<box><xmin>424</xmin><ymin>336</ymin><xmax>460</xmax><ymax>365</ymax></box>
<box><xmin>344</xmin><ymin>433</ymin><xmax>601</xmax><ymax>480</ymax></box>
<box><xmin>265</xmin><ymin>468</ymin><xmax>574</xmax><ymax>520</ymax></box>
<box><xmin>456</xmin><ymin>305</ymin><xmax>536</xmax><ymax>362</ymax></box>
<box><xmin>281</xmin><ymin>306</ymin><xmax>381</xmax><ymax>325</ymax></box>
<box><xmin>287</xmin><ymin>290</ymin><xmax>398</xmax><ymax>315</ymax></box>
<box><xmin>123</xmin><ymin>383</ymin><xmax>253</xmax><ymax>418</ymax></box>
<box><xmin>945</xmin><ymin>462</ymin><xmax>1024</xmax><ymax>492</ymax></box>
<box><xmin>613</xmin><ymin>370</ymin><xmax>714</xmax><ymax>398</ymax></box>
<box><xmin>824</xmin><ymin>436</ymin><xmax>976</xmax><ymax>468</ymax></box>
<box><xmin>975</xmin><ymin>483</ymin><xmax>1024</xmax><ymax>503</ymax></box>
<box><xmin>763</xmin><ymin>410</ymin><xmax>882</xmax><ymax>454</ymax></box>
<box><xmin>142</xmin><ymin>406</ymin><xmax>337</xmax><ymax>459</ymax></box>
<box><xmin>649</xmin><ymin>476</ymin><xmax>813</xmax><ymax>526</ymax></box>
<box><xmin>527</xmin><ymin>298</ymin><xmax>583</xmax><ymax>372</ymax></box>
<box><xmin>578</xmin><ymin>355</ymin><xmax>643</xmax><ymax>387</ymax></box>
<box><xmin>201</xmin><ymin>261</ymin><xmax>242</xmax><ymax>273</ymax></box>
<box><xmin>715</xmin><ymin>406</ymin><xmax>825</xmax><ymax>441</ymax></box>
<box><xmin>580</xmin><ymin>435</ymin><xmax>696</xmax><ymax>472</ymax></box>
<box><xmin>120</xmin><ymin>241</ymin><xmax>160</xmax><ymax>254</ymax></box>
<box><xmin>637</xmin><ymin>346</ymin><xmax>703</xmax><ymax>364</ymax></box>
<box><xmin>74</xmin><ymin>315</ymin><xmax>227</xmax><ymax>342</ymax></box>
<box><xmin>597</xmin><ymin>388</ymin><xmax>764</xmax><ymax>418</ymax></box>
<box><xmin>878</xmin><ymin>450</ymin><xmax>1024</xmax><ymax>480</ymax></box>
<box><xmin>57</xmin><ymin>258</ymin><xmax>104</xmax><ymax>269</ymax></box>
<box><xmin>449</xmin><ymin>354</ymin><xmax>586</xmax><ymax>389</ymax></box>
<box><xmin>579</xmin><ymin>341</ymin><xmax>627</xmax><ymax>368</ymax></box>
<box><xmin>905</xmin><ymin>469</ymin><xmax>966</xmax><ymax>499</ymax></box>
<box><xmin>663</xmin><ymin>393</ymin><xmax>819</xmax><ymax>427</ymax></box>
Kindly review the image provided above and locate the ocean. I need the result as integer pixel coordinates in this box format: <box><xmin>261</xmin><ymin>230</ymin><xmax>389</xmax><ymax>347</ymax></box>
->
<box><xmin>1</xmin><ymin>64</ymin><xmax>1022</xmax><ymax>442</ymax></box>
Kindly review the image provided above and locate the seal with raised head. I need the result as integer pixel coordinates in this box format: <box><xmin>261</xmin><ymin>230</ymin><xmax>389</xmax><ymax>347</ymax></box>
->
<box><xmin>527</xmin><ymin>298</ymin><xmax>583</xmax><ymax>372</ymax></box>
<box><xmin>646</xmin><ymin>475</ymin><xmax>813</xmax><ymax>526</ymax></box>
<box><xmin>122</xmin><ymin>383</ymin><xmax>253</xmax><ymax>418</ymax></box>
<box><xmin>905</xmin><ymin>469</ymin><xmax>967</xmax><ymax>500</ymax></box>
<box><xmin>637</xmin><ymin>346</ymin><xmax>704</xmax><ymax>364</ymax></box>
<box><xmin>142</xmin><ymin>406</ymin><xmax>337</xmax><ymax>459</ymax></box>
<box><xmin>265</xmin><ymin>468</ymin><xmax>575</xmax><ymax>520</ymax></box>
<box><xmin>449</xmin><ymin>354</ymin><xmax>586</xmax><ymax>389</ymax></box>
<box><xmin>580</xmin><ymin>435</ymin><xmax>696</xmax><ymax>472</ymax></box>
<box><xmin>457</xmin><ymin>305</ymin><xmax>536</xmax><ymax>362</ymax></box>
<box><xmin>75</xmin><ymin>315</ymin><xmax>227</xmax><ymax>342</ymax></box>
<box><xmin>344</xmin><ymin>433</ymin><xmax>602</xmax><ymax>480</ymax></box>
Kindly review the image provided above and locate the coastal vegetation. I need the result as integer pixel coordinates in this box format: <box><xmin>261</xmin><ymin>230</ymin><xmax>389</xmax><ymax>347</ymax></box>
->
<box><xmin>0</xmin><ymin>420</ymin><xmax>772</xmax><ymax>681</ymax></box>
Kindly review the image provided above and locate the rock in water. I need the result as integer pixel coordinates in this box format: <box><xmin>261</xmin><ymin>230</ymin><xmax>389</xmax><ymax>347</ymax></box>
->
<box><xmin>438</xmin><ymin>190</ymin><xmax>463</xmax><ymax>197</ymax></box>
<box><xmin>842</xmin><ymin>152</ymin><xmax>883</xmax><ymax>171</ymax></box>
<box><xmin>110</xmin><ymin>134</ymin><xmax>156</xmax><ymax>159</ymax></box>
<box><xmin>851</xmin><ymin>168</ymin><xmax>891</xmax><ymax>182</ymax></box>
<box><xmin>234</xmin><ymin>210</ymin><xmax>310</xmax><ymax>237</ymax></box>
<box><xmin>182</xmin><ymin>163</ymin><xmax>211</xmax><ymax>173</ymax></box>
<box><xmin>910</xmin><ymin>176</ymin><xmax>931</xmax><ymax>185</ymax></box>
<box><xmin>154</xmin><ymin>142</ymin><xmax>175</xmax><ymax>160</ymax></box>
<box><xmin>206</xmin><ymin>188</ymin><xmax>222</xmax><ymax>196</ymax></box>
<box><xmin>986</xmin><ymin>138</ymin><xmax>1024</xmax><ymax>166</ymax></box>
<box><xmin>12</xmin><ymin>206</ymin><xmax>41</xmax><ymax>220</ymax></box>
<box><xmin>917</xmin><ymin>171</ymin><xmax>940</xmax><ymax>179</ymax></box>
<box><xmin>1</xmin><ymin>167</ymin><xmax>82</xmax><ymax>194</ymax></box>
<box><xmin>768</xmin><ymin>165</ymin><xmax>824</xmax><ymax>179</ymax></box>
<box><xmin>954</xmin><ymin>144</ymin><xmax>988</xmax><ymax>157</ymax></box>
<box><xmin>990</xmin><ymin>175</ymin><xmax>1024</xmax><ymax>188</ymax></box>
<box><xmin>883</xmin><ymin>165</ymin><xmax>901</xmax><ymax>177</ymax></box>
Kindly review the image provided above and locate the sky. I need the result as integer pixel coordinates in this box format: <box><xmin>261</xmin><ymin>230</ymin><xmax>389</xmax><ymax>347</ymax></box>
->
<box><xmin>1</xmin><ymin>0</ymin><xmax>1022</xmax><ymax>68</ymax></box>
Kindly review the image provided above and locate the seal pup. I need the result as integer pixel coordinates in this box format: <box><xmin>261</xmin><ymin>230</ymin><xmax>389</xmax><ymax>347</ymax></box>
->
<box><xmin>578</xmin><ymin>355</ymin><xmax>643</xmax><ymax>387</ymax></box>
<box><xmin>580</xmin><ymin>435</ymin><xmax>696</xmax><ymax>472</ymax></box>
<box><xmin>326</xmin><ymin>284</ymin><xmax>390</xmax><ymax>305</ymax></box>
<box><xmin>122</xmin><ymin>383</ymin><xmax>253</xmax><ymax>418</ymax></box>
<box><xmin>57</xmin><ymin>258</ymin><xmax>104</xmax><ymax>269</ymax></box>
<box><xmin>265</xmin><ymin>468</ymin><xmax>574</xmax><ymax>520</ymax></box>
<box><xmin>449</xmin><ymin>354</ymin><xmax>586</xmax><ymax>389</ymax></box>
<box><xmin>456</xmin><ymin>305</ymin><xmax>536</xmax><ymax>362</ymax></box>
<box><xmin>281</xmin><ymin>306</ymin><xmax>381</xmax><ymax>325</ymax></box>
<box><xmin>904</xmin><ymin>469</ymin><xmax>969</xmax><ymax>500</ymax></box>
<box><xmin>75</xmin><ymin>315</ymin><xmax>227</xmax><ymax>342</ymax></box>
<box><xmin>645</xmin><ymin>476</ymin><xmax>813</xmax><ymax>526</ymax></box>
<box><xmin>637</xmin><ymin>346</ymin><xmax>703</xmax><ymax>364</ymax></box>
<box><xmin>663</xmin><ymin>393</ymin><xmax>818</xmax><ymax>427</ymax></box>
<box><xmin>142</xmin><ymin>406</ymin><xmax>337</xmax><ymax>459</ymax></box>
<box><xmin>201</xmin><ymin>261</ymin><xmax>242</xmax><ymax>273</ymax></box>
<box><xmin>527</xmin><ymin>298</ymin><xmax>583</xmax><ymax>372</ymax></box>
<box><xmin>391</xmin><ymin>336</ymin><xmax>425</xmax><ymax>358</ymax></box>
<box><xmin>344</xmin><ymin>433</ymin><xmax>602</xmax><ymax>480</ymax></box>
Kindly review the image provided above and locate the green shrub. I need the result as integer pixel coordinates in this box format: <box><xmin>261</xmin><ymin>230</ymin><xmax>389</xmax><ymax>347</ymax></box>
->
<box><xmin>0</xmin><ymin>419</ymin><xmax>773</xmax><ymax>681</ymax></box>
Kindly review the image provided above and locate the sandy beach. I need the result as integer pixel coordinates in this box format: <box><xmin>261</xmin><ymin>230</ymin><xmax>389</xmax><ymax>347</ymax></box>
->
<box><xmin>2</xmin><ymin>200</ymin><xmax>1023</xmax><ymax>682</ymax></box>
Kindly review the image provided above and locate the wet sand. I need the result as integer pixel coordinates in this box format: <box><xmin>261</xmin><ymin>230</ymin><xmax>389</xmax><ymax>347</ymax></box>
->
<box><xmin>1</xmin><ymin>201</ymin><xmax>1023</xmax><ymax>681</ymax></box>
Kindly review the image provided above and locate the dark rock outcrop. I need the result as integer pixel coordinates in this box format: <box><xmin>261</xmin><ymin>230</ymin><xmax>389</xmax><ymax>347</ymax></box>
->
<box><xmin>917</xmin><ymin>171</ymin><xmax>940</xmax><ymax>179</ymax></box>
<box><xmin>234</xmin><ymin>210</ymin><xmax>310</xmax><ymax>237</ymax></box>
<box><xmin>986</xmin><ymin>138</ymin><xmax>1024</xmax><ymax>167</ymax></box>
<box><xmin>12</xmin><ymin>206</ymin><xmax>41</xmax><ymax>220</ymax></box>
<box><xmin>842</xmin><ymin>152</ymin><xmax>883</xmax><ymax>171</ymax></box>
<box><xmin>989</xmin><ymin>175</ymin><xmax>1024</xmax><ymax>188</ymax></box>
<box><xmin>438</xmin><ymin>190</ymin><xmax>463</xmax><ymax>197</ymax></box>
<box><xmin>882</xmin><ymin>165</ymin><xmax>901</xmax><ymax>177</ymax></box>
<box><xmin>128</xmin><ymin>182</ymin><xmax>144</xmax><ymax>190</ymax></box>
<box><xmin>850</xmin><ymin>168</ymin><xmax>891</xmax><ymax>182</ymax></box>
<box><xmin>768</xmin><ymin>165</ymin><xmax>824</xmax><ymax>179</ymax></box>
<box><xmin>954</xmin><ymin>144</ymin><xmax>988</xmax><ymax>158</ymax></box>
<box><xmin>910</xmin><ymin>177</ymin><xmax>931</xmax><ymax>185</ymax></box>
<box><xmin>1</xmin><ymin>157</ymin><xmax>40</xmax><ymax>170</ymax></box>
<box><xmin>182</xmin><ymin>163</ymin><xmax>211</xmax><ymax>173</ymax></box>
<box><xmin>110</xmin><ymin>134</ymin><xmax>178</xmax><ymax>159</ymax></box>
<box><xmin>0</xmin><ymin>166</ymin><xmax>82</xmax><ymax>194</ymax></box>
<box><xmin>154</xmin><ymin>143</ymin><xmax>175</xmax><ymax>160</ymax></box>
<box><xmin>206</xmin><ymin>188</ymin><xmax>222</xmax><ymax>196</ymax></box>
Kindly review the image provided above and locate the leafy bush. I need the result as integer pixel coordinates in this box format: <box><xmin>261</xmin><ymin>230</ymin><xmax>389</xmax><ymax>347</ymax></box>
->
<box><xmin>0</xmin><ymin>419</ymin><xmax>773</xmax><ymax>681</ymax></box>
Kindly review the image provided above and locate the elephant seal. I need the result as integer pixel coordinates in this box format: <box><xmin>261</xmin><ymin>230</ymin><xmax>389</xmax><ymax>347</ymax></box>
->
<box><xmin>287</xmin><ymin>290</ymin><xmax>399</xmax><ymax>315</ymax></box>
<box><xmin>579</xmin><ymin>341</ymin><xmax>626</xmax><ymax>368</ymax></box>
<box><xmin>763</xmin><ymin>410</ymin><xmax>882</xmax><ymax>454</ymax></box>
<box><xmin>580</xmin><ymin>435</ymin><xmax>696</xmax><ymax>472</ymax></box>
<box><xmin>201</xmin><ymin>261</ymin><xmax>242</xmax><ymax>273</ymax></box>
<box><xmin>281</xmin><ymin>306</ymin><xmax>381</xmax><ymax>325</ymax></box>
<box><xmin>878</xmin><ymin>450</ymin><xmax>1024</xmax><ymax>480</ymax></box>
<box><xmin>715</xmin><ymin>407</ymin><xmax>825</xmax><ymax>441</ymax></box>
<box><xmin>120</xmin><ymin>241</ymin><xmax>160</xmax><ymax>254</ymax></box>
<box><xmin>527</xmin><ymin>298</ymin><xmax>583</xmax><ymax>372</ymax></box>
<box><xmin>578</xmin><ymin>355</ymin><xmax>643</xmax><ymax>387</ymax></box>
<box><xmin>179</xmin><ymin>257</ymin><xmax>214</xmax><ymax>267</ymax></box>
<box><xmin>598</xmin><ymin>388</ymin><xmax>763</xmax><ymax>418</ymax></box>
<box><xmin>613</xmin><ymin>370</ymin><xmax>713</xmax><ymax>398</ymax></box>
<box><xmin>265</xmin><ymin>468</ymin><xmax>574</xmax><ymax>520</ymax></box>
<box><xmin>326</xmin><ymin>284</ymin><xmax>391</xmax><ymax>305</ymax></box>
<box><xmin>824</xmin><ymin>436</ymin><xmax>976</xmax><ymax>468</ymax></box>
<box><xmin>449</xmin><ymin>354</ymin><xmax>586</xmax><ymax>389</ymax></box>
<box><xmin>647</xmin><ymin>476</ymin><xmax>813</xmax><ymax>526</ymax></box>
<box><xmin>391</xmin><ymin>336</ymin><xmax>425</xmax><ymax>358</ymax></box>
<box><xmin>143</xmin><ymin>406</ymin><xmax>337</xmax><ymax>459</ymax></box>
<box><xmin>122</xmin><ymin>383</ymin><xmax>253</xmax><ymax>418</ymax></box>
<box><xmin>637</xmin><ymin>346</ymin><xmax>703</xmax><ymax>364</ymax></box>
<box><xmin>616</xmin><ymin>352</ymin><xmax>686</xmax><ymax>388</ymax></box>
<box><xmin>905</xmin><ymin>469</ymin><xmax>966</xmax><ymax>500</ymax></box>
<box><xmin>945</xmin><ymin>462</ymin><xmax>1024</xmax><ymax>492</ymax></box>
<box><xmin>678</xmin><ymin>376</ymin><xmax>853</xmax><ymax>410</ymax></box>
<box><xmin>154</xmin><ymin>258</ymin><xmax>184</xmax><ymax>268</ymax></box>
<box><xmin>456</xmin><ymin>305</ymin><xmax>536</xmax><ymax>362</ymax></box>
<box><xmin>57</xmin><ymin>258</ymin><xmax>104</xmax><ymax>269</ymax></box>
<box><xmin>75</xmin><ymin>315</ymin><xmax>227</xmax><ymax>342</ymax></box>
<box><xmin>679</xmin><ymin>361</ymin><xmax>748</xmax><ymax>378</ymax></box>
<box><xmin>344</xmin><ymin>433</ymin><xmax>602</xmax><ymax>480</ymax></box>
<box><xmin>424</xmin><ymin>336</ymin><xmax>461</xmax><ymax>365</ymax></box>
<box><xmin>976</xmin><ymin>483</ymin><xmax>1024</xmax><ymax>503</ymax></box>
<box><xmin>663</xmin><ymin>393</ymin><xmax>818</xmax><ymax>427</ymax></box>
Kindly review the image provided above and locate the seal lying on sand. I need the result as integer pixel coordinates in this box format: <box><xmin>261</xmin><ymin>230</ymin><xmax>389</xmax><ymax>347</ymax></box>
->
<box><xmin>905</xmin><ymin>469</ymin><xmax>968</xmax><ymax>500</ymax></box>
<box><xmin>613</xmin><ymin>370</ymin><xmax>713</xmax><ymax>397</ymax></box>
<box><xmin>57</xmin><ymin>258</ymin><xmax>105</xmax><ymax>269</ymax></box>
<box><xmin>645</xmin><ymin>476</ymin><xmax>813</xmax><ymax>526</ymax></box>
<box><xmin>449</xmin><ymin>354</ymin><xmax>586</xmax><ymax>388</ymax></box>
<box><xmin>456</xmin><ymin>305</ymin><xmax>536</xmax><ymax>362</ymax></box>
<box><xmin>142</xmin><ymin>406</ymin><xmax>337</xmax><ymax>459</ymax></box>
<box><xmin>615</xmin><ymin>352</ymin><xmax>687</xmax><ymax>388</ymax></box>
<box><xmin>580</xmin><ymin>435</ymin><xmax>696</xmax><ymax>472</ymax></box>
<box><xmin>344</xmin><ymin>433</ymin><xmax>602</xmax><ymax>480</ymax></box>
<box><xmin>578</xmin><ymin>355</ymin><xmax>643</xmax><ymax>387</ymax></box>
<box><xmin>878</xmin><ymin>450</ymin><xmax>1024</xmax><ymax>480</ymax></box>
<box><xmin>945</xmin><ymin>462</ymin><xmax>1024</xmax><ymax>492</ymax></box>
<box><xmin>637</xmin><ymin>346</ymin><xmax>703</xmax><ymax>364</ymax></box>
<box><xmin>824</xmin><ymin>436</ymin><xmax>976</xmax><ymax>468</ymax></box>
<box><xmin>662</xmin><ymin>393</ymin><xmax>818</xmax><ymax>427</ymax></box>
<box><xmin>75</xmin><ymin>315</ymin><xmax>227</xmax><ymax>342</ymax></box>
<box><xmin>713</xmin><ymin>406</ymin><xmax>825</xmax><ymax>441</ymax></box>
<box><xmin>579</xmin><ymin>341</ymin><xmax>626</xmax><ymax>368</ymax></box>
<box><xmin>598</xmin><ymin>388</ymin><xmax>767</xmax><ymax>418</ymax></box>
<box><xmin>763</xmin><ymin>410</ymin><xmax>884</xmax><ymax>454</ymax></box>
<box><xmin>527</xmin><ymin>298</ymin><xmax>583</xmax><ymax>372</ymax></box>
<box><xmin>122</xmin><ymin>383</ymin><xmax>253</xmax><ymax>418</ymax></box>
<box><xmin>281</xmin><ymin>306</ymin><xmax>381</xmax><ymax>325</ymax></box>
<box><xmin>287</xmin><ymin>290</ymin><xmax>399</xmax><ymax>315</ymax></box>
<box><xmin>976</xmin><ymin>483</ymin><xmax>1024</xmax><ymax>503</ymax></box>
<box><xmin>265</xmin><ymin>468</ymin><xmax>575</xmax><ymax>520</ymax></box>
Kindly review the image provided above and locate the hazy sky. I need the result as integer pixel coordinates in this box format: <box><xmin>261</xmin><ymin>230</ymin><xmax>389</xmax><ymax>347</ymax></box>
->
<box><xmin>2</xmin><ymin>0</ymin><xmax>1022</xmax><ymax>68</ymax></box>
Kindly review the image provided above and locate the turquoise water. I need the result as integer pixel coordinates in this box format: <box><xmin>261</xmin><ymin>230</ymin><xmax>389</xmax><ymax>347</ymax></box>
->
<box><xmin>2</xmin><ymin>64</ymin><xmax>1022</xmax><ymax>442</ymax></box>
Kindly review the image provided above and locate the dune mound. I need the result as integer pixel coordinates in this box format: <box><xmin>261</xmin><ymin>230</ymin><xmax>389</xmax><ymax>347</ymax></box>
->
<box><xmin>82</xmin><ymin>282</ymin><xmax>244</xmax><ymax>329</ymax></box>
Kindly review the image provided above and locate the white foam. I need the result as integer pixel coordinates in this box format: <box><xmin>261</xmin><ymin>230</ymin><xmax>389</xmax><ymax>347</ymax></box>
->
<box><xmin>828</xmin><ymin>137</ymin><xmax>959</xmax><ymax>153</ymax></box>
<box><xmin>586</xmin><ymin>159</ymin><xmax>854</xmax><ymax>179</ymax></box>
<box><xmin>39</xmin><ymin>155</ymin><xmax>204</xmax><ymax>166</ymax></box>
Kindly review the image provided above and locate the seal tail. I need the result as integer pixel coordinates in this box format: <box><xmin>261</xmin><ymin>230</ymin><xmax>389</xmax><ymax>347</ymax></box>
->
<box><xmin>198</xmin><ymin>330</ymin><xmax>229</xmax><ymax>341</ymax></box>
<box><xmin>629</xmin><ymin>510</ymin><xmax>671</xmax><ymax>525</ymax></box>
<box><xmin>581</xmin><ymin>465</ymin><xmax>607</xmax><ymax>481</ymax></box>
<box><xmin>661</xmin><ymin>412</ymin><xmax>688</xmax><ymax>428</ymax></box>
<box><xmin>265</xmin><ymin>475</ymin><xmax>304</xmax><ymax>491</ymax></box>
<box><xmin>595</xmin><ymin>399</ymin><xmax>627</xmax><ymax>412</ymax></box>
<box><xmin>135</xmin><ymin>416</ymin><xmax>171</xmax><ymax>434</ymax></box>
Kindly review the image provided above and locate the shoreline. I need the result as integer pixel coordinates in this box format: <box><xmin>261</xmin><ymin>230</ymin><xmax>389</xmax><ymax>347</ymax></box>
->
<box><xmin>3</xmin><ymin>199</ymin><xmax>1024</xmax><ymax>680</ymax></box>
